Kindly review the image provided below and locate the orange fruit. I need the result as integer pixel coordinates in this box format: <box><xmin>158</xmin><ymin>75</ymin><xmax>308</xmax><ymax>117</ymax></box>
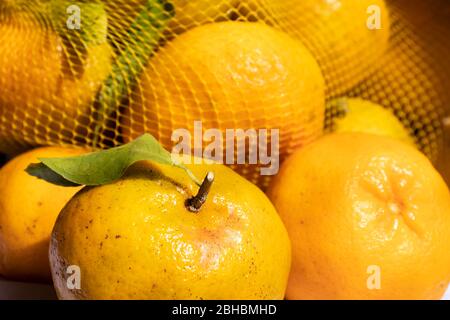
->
<box><xmin>123</xmin><ymin>21</ymin><xmax>325</xmax><ymax>189</ymax></box>
<box><xmin>0</xmin><ymin>6</ymin><xmax>112</xmax><ymax>153</ymax></box>
<box><xmin>348</xmin><ymin>0</ymin><xmax>450</xmax><ymax>179</ymax></box>
<box><xmin>50</xmin><ymin>159</ymin><xmax>291</xmax><ymax>299</ymax></box>
<box><xmin>243</xmin><ymin>0</ymin><xmax>391</xmax><ymax>96</ymax></box>
<box><xmin>267</xmin><ymin>133</ymin><xmax>450</xmax><ymax>299</ymax></box>
<box><xmin>169</xmin><ymin>0</ymin><xmax>237</xmax><ymax>34</ymax></box>
<box><xmin>329</xmin><ymin>98</ymin><xmax>416</xmax><ymax>147</ymax></box>
<box><xmin>0</xmin><ymin>146</ymin><xmax>87</xmax><ymax>282</ymax></box>
<box><xmin>106</xmin><ymin>0</ymin><xmax>236</xmax><ymax>38</ymax></box>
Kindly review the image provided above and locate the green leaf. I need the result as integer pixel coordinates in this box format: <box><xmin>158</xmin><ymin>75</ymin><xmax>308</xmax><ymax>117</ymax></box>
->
<box><xmin>25</xmin><ymin>134</ymin><xmax>201</xmax><ymax>187</ymax></box>
<box><xmin>26</xmin><ymin>163</ymin><xmax>81</xmax><ymax>187</ymax></box>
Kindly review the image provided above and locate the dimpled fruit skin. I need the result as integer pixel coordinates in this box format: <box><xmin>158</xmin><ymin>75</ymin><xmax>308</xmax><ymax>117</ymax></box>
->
<box><xmin>0</xmin><ymin>147</ymin><xmax>86</xmax><ymax>282</ymax></box>
<box><xmin>267</xmin><ymin>133</ymin><xmax>450</xmax><ymax>300</ymax></box>
<box><xmin>0</xmin><ymin>15</ymin><xmax>112</xmax><ymax>151</ymax></box>
<box><xmin>333</xmin><ymin>98</ymin><xmax>416</xmax><ymax>146</ymax></box>
<box><xmin>122</xmin><ymin>21</ymin><xmax>325</xmax><ymax>189</ymax></box>
<box><xmin>254</xmin><ymin>0</ymin><xmax>390</xmax><ymax>96</ymax></box>
<box><xmin>50</xmin><ymin>160</ymin><xmax>291</xmax><ymax>300</ymax></box>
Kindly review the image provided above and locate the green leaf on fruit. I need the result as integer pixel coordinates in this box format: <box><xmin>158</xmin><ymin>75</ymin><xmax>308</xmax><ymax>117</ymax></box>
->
<box><xmin>26</xmin><ymin>163</ymin><xmax>81</xmax><ymax>187</ymax></box>
<box><xmin>25</xmin><ymin>134</ymin><xmax>201</xmax><ymax>187</ymax></box>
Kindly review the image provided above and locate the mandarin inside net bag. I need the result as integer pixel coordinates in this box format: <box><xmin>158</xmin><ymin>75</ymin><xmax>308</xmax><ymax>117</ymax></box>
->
<box><xmin>0</xmin><ymin>0</ymin><xmax>449</xmax><ymax>189</ymax></box>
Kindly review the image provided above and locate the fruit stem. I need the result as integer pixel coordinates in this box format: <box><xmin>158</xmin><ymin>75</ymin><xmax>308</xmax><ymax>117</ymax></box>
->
<box><xmin>186</xmin><ymin>172</ymin><xmax>215</xmax><ymax>213</ymax></box>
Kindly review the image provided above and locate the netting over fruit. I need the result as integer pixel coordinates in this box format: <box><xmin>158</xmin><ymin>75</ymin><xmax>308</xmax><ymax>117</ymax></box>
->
<box><xmin>0</xmin><ymin>0</ymin><xmax>449</xmax><ymax>189</ymax></box>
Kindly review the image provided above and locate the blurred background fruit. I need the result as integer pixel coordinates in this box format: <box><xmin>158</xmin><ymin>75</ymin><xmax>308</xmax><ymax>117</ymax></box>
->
<box><xmin>268</xmin><ymin>133</ymin><xmax>450</xmax><ymax>299</ymax></box>
<box><xmin>0</xmin><ymin>146</ymin><xmax>87</xmax><ymax>282</ymax></box>
<box><xmin>347</xmin><ymin>0</ymin><xmax>450</xmax><ymax>171</ymax></box>
<box><xmin>328</xmin><ymin>98</ymin><xmax>415</xmax><ymax>146</ymax></box>
<box><xmin>50</xmin><ymin>159</ymin><xmax>291</xmax><ymax>299</ymax></box>
<box><xmin>123</xmin><ymin>21</ymin><xmax>325</xmax><ymax>189</ymax></box>
<box><xmin>168</xmin><ymin>0</ymin><xmax>237</xmax><ymax>34</ymax></box>
<box><xmin>0</xmin><ymin>0</ymin><xmax>449</xmax><ymax>190</ymax></box>
<box><xmin>237</xmin><ymin>0</ymin><xmax>390</xmax><ymax>96</ymax></box>
<box><xmin>0</xmin><ymin>1</ymin><xmax>112</xmax><ymax>154</ymax></box>
<box><xmin>106</xmin><ymin>0</ymin><xmax>237</xmax><ymax>38</ymax></box>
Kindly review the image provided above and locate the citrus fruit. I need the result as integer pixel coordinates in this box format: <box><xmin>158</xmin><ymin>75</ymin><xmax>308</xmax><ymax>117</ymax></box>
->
<box><xmin>267</xmin><ymin>133</ymin><xmax>450</xmax><ymax>300</ymax></box>
<box><xmin>169</xmin><ymin>0</ymin><xmax>237</xmax><ymax>33</ymax></box>
<box><xmin>349</xmin><ymin>1</ymin><xmax>450</xmax><ymax>165</ymax></box>
<box><xmin>0</xmin><ymin>6</ymin><xmax>112</xmax><ymax>152</ymax></box>
<box><xmin>329</xmin><ymin>98</ymin><xmax>415</xmax><ymax>146</ymax></box>
<box><xmin>122</xmin><ymin>21</ymin><xmax>325</xmax><ymax>189</ymax></box>
<box><xmin>0</xmin><ymin>146</ymin><xmax>87</xmax><ymax>282</ymax></box>
<box><xmin>106</xmin><ymin>0</ymin><xmax>236</xmax><ymax>37</ymax></box>
<box><xmin>245</xmin><ymin>0</ymin><xmax>391</xmax><ymax>96</ymax></box>
<box><xmin>50</xmin><ymin>159</ymin><xmax>291</xmax><ymax>299</ymax></box>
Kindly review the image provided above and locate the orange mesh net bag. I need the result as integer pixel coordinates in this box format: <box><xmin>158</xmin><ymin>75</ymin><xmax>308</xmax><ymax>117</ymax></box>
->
<box><xmin>0</xmin><ymin>0</ymin><xmax>449</xmax><ymax>189</ymax></box>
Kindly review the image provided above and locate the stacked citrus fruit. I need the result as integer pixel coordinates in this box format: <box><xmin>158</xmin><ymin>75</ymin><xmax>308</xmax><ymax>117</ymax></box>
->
<box><xmin>0</xmin><ymin>0</ymin><xmax>449</xmax><ymax>300</ymax></box>
<box><xmin>123</xmin><ymin>21</ymin><xmax>325</xmax><ymax>188</ymax></box>
<box><xmin>0</xmin><ymin>0</ymin><xmax>447</xmax><ymax>184</ymax></box>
